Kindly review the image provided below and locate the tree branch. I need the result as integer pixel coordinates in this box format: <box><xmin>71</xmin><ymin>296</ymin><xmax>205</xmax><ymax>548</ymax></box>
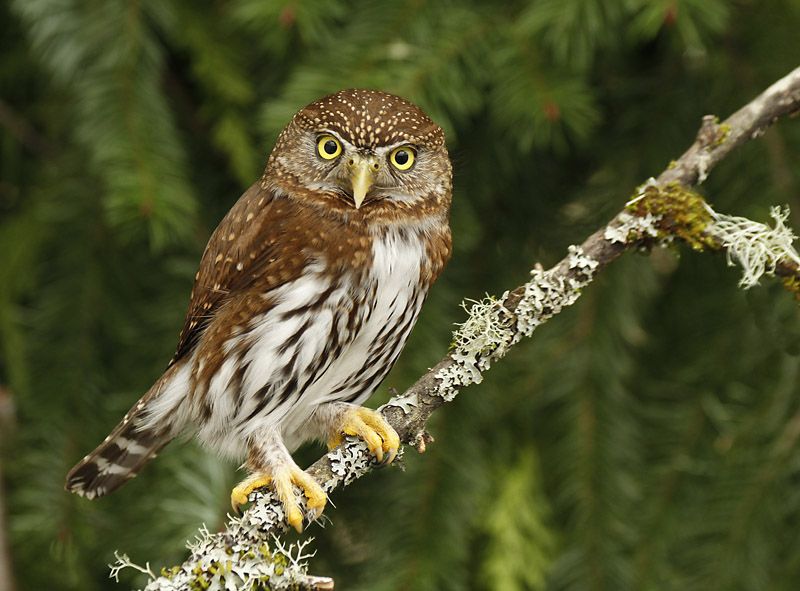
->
<box><xmin>140</xmin><ymin>65</ymin><xmax>800</xmax><ymax>591</ymax></box>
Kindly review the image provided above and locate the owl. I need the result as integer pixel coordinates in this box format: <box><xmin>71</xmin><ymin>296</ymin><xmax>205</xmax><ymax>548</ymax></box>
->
<box><xmin>66</xmin><ymin>89</ymin><xmax>452</xmax><ymax>532</ymax></box>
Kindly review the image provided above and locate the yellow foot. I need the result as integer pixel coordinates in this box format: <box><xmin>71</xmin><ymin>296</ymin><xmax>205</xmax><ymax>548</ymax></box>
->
<box><xmin>230</xmin><ymin>466</ymin><xmax>327</xmax><ymax>532</ymax></box>
<box><xmin>328</xmin><ymin>407</ymin><xmax>401</xmax><ymax>464</ymax></box>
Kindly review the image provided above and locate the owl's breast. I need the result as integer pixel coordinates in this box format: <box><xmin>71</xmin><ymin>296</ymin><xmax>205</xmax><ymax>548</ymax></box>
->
<box><xmin>324</xmin><ymin>228</ymin><xmax>428</xmax><ymax>393</ymax></box>
<box><xmin>274</xmin><ymin>226</ymin><xmax>429</xmax><ymax>446</ymax></box>
<box><xmin>192</xmin><ymin>225</ymin><xmax>432</xmax><ymax>455</ymax></box>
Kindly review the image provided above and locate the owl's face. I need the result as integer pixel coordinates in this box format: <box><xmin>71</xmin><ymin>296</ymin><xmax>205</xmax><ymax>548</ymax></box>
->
<box><xmin>266</xmin><ymin>89</ymin><xmax>452</xmax><ymax>221</ymax></box>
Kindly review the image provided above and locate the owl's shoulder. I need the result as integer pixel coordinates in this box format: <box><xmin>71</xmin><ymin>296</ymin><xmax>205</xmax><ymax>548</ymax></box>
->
<box><xmin>171</xmin><ymin>183</ymin><xmax>324</xmax><ymax>364</ymax></box>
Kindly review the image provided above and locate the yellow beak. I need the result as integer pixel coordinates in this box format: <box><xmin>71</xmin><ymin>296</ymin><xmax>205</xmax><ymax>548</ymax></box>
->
<box><xmin>349</xmin><ymin>158</ymin><xmax>375</xmax><ymax>209</ymax></box>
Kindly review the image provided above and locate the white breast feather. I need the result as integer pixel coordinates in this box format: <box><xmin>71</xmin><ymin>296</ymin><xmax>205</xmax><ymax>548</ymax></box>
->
<box><xmin>279</xmin><ymin>229</ymin><xmax>425</xmax><ymax>446</ymax></box>
<box><xmin>191</xmin><ymin>229</ymin><xmax>426</xmax><ymax>457</ymax></box>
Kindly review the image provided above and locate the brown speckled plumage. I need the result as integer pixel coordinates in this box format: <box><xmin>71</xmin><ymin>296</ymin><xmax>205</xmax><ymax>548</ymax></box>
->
<box><xmin>66</xmin><ymin>90</ymin><xmax>452</xmax><ymax>524</ymax></box>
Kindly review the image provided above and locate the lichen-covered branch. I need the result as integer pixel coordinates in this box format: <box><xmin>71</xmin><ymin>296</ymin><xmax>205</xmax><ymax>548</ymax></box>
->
<box><xmin>138</xmin><ymin>65</ymin><xmax>800</xmax><ymax>591</ymax></box>
<box><xmin>658</xmin><ymin>66</ymin><xmax>800</xmax><ymax>187</ymax></box>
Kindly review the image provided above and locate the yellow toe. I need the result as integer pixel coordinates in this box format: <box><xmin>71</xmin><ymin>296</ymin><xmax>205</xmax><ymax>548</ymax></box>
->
<box><xmin>230</xmin><ymin>474</ymin><xmax>272</xmax><ymax>514</ymax></box>
<box><xmin>332</xmin><ymin>407</ymin><xmax>401</xmax><ymax>464</ymax></box>
<box><xmin>291</xmin><ymin>467</ymin><xmax>327</xmax><ymax>519</ymax></box>
<box><xmin>231</xmin><ymin>467</ymin><xmax>327</xmax><ymax>532</ymax></box>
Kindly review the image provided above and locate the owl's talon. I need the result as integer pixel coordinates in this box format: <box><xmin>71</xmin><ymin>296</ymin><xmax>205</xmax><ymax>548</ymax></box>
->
<box><xmin>230</xmin><ymin>466</ymin><xmax>327</xmax><ymax>532</ymax></box>
<box><xmin>329</xmin><ymin>407</ymin><xmax>400</xmax><ymax>465</ymax></box>
<box><xmin>231</xmin><ymin>474</ymin><xmax>272</xmax><ymax>515</ymax></box>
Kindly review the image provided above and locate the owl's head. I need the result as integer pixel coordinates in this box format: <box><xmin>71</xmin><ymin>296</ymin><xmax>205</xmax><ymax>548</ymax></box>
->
<box><xmin>266</xmin><ymin>89</ymin><xmax>452</xmax><ymax>220</ymax></box>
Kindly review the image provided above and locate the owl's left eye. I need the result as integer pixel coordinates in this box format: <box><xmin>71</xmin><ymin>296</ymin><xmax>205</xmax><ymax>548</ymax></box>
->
<box><xmin>317</xmin><ymin>135</ymin><xmax>342</xmax><ymax>160</ymax></box>
<box><xmin>389</xmin><ymin>146</ymin><xmax>415</xmax><ymax>171</ymax></box>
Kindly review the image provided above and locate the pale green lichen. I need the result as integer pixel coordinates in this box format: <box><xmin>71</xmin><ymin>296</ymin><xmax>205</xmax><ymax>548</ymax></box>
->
<box><xmin>452</xmin><ymin>296</ymin><xmax>516</xmax><ymax>360</ymax></box>
<box><xmin>707</xmin><ymin>205</ymin><xmax>800</xmax><ymax>288</ymax></box>
<box><xmin>110</xmin><ymin>552</ymin><xmax>156</xmax><ymax>583</ymax></box>
<box><xmin>434</xmin><ymin>294</ymin><xmax>518</xmax><ymax>400</ymax></box>
<box><xmin>382</xmin><ymin>394</ymin><xmax>419</xmax><ymax>415</ymax></box>
<box><xmin>604</xmin><ymin>210</ymin><xmax>662</xmax><ymax>244</ymax></box>
<box><xmin>116</xmin><ymin>527</ymin><xmax>321</xmax><ymax>591</ymax></box>
<box><xmin>436</xmin><ymin>246</ymin><xmax>599</xmax><ymax>402</ymax></box>
<box><xmin>325</xmin><ymin>438</ymin><xmax>373</xmax><ymax>487</ymax></box>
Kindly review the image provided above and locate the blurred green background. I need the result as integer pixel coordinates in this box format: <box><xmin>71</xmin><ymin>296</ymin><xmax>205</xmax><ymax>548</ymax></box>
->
<box><xmin>2</xmin><ymin>0</ymin><xmax>800</xmax><ymax>589</ymax></box>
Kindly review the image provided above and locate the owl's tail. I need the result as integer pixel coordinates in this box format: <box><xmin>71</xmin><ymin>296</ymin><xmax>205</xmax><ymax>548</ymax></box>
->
<box><xmin>65</xmin><ymin>363</ymin><xmax>190</xmax><ymax>499</ymax></box>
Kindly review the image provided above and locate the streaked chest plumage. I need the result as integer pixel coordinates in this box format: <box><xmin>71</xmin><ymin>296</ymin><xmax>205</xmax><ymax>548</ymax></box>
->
<box><xmin>194</xmin><ymin>226</ymin><xmax>429</xmax><ymax>456</ymax></box>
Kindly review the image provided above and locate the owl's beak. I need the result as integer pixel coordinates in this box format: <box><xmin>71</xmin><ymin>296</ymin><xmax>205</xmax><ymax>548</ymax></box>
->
<box><xmin>349</xmin><ymin>157</ymin><xmax>375</xmax><ymax>209</ymax></box>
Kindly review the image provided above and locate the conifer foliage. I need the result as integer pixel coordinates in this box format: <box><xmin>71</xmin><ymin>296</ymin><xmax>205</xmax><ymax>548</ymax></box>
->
<box><xmin>1</xmin><ymin>1</ymin><xmax>800</xmax><ymax>589</ymax></box>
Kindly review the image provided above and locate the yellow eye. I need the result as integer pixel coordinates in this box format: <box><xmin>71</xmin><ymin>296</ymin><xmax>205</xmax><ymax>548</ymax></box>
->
<box><xmin>317</xmin><ymin>135</ymin><xmax>342</xmax><ymax>160</ymax></box>
<box><xmin>389</xmin><ymin>146</ymin><xmax>415</xmax><ymax>171</ymax></box>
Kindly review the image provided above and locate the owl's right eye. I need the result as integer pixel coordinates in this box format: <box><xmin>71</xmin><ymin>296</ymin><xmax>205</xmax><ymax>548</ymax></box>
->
<box><xmin>317</xmin><ymin>135</ymin><xmax>342</xmax><ymax>160</ymax></box>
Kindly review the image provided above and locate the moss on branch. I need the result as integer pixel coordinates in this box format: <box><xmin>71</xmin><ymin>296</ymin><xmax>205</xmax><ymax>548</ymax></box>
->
<box><xmin>626</xmin><ymin>182</ymin><xmax>719</xmax><ymax>251</ymax></box>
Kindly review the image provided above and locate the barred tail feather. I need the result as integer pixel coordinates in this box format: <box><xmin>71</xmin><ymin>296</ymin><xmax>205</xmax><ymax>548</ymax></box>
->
<box><xmin>65</xmin><ymin>420</ymin><xmax>169</xmax><ymax>499</ymax></box>
<box><xmin>65</xmin><ymin>363</ymin><xmax>190</xmax><ymax>499</ymax></box>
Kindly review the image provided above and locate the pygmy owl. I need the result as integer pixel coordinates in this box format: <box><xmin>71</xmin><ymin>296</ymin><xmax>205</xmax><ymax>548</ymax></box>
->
<box><xmin>66</xmin><ymin>89</ymin><xmax>452</xmax><ymax>531</ymax></box>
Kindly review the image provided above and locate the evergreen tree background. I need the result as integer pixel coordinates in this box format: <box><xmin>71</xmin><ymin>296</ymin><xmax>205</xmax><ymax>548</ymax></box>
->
<box><xmin>2</xmin><ymin>1</ymin><xmax>800</xmax><ymax>589</ymax></box>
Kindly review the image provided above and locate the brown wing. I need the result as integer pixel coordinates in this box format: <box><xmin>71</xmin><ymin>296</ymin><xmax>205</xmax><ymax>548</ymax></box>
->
<box><xmin>169</xmin><ymin>182</ymin><xmax>308</xmax><ymax>364</ymax></box>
